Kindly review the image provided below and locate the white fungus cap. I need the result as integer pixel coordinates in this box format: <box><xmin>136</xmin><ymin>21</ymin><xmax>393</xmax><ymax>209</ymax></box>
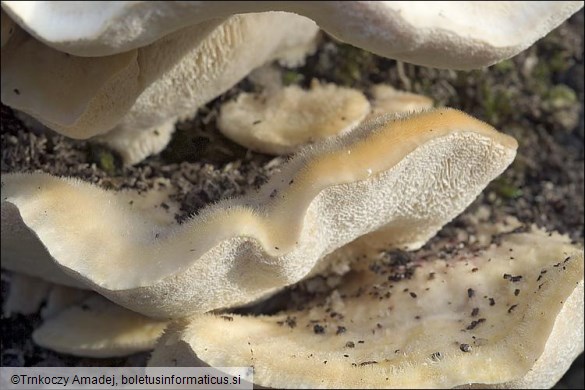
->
<box><xmin>2</xmin><ymin>1</ymin><xmax>583</xmax><ymax>69</ymax></box>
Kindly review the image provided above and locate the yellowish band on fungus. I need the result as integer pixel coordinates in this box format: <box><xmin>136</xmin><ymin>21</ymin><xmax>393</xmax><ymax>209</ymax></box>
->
<box><xmin>1</xmin><ymin>108</ymin><xmax>517</xmax><ymax>317</ymax></box>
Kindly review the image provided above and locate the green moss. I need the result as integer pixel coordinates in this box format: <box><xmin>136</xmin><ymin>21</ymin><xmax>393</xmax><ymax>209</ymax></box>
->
<box><xmin>331</xmin><ymin>43</ymin><xmax>374</xmax><ymax>86</ymax></box>
<box><xmin>531</xmin><ymin>62</ymin><xmax>551</xmax><ymax>94</ymax></box>
<box><xmin>492</xmin><ymin>59</ymin><xmax>514</xmax><ymax>73</ymax></box>
<box><xmin>530</xmin><ymin>52</ymin><xmax>572</xmax><ymax>97</ymax></box>
<box><xmin>88</xmin><ymin>144</ymin><xmax>121</xmax><ymax>176</ymax></box>
<box><xmin>480</xmin><ymin>82</ymin><xmax>514</xmax><ymax>125</ymax></box>
<box><xmin>282</xmin><ymin>70</ymin><xmax>304</xmax><ymax>86</ymax></box>
<box><xmin>547</xmin><ymin>51</ymin><xmax>570</xmax><ymax>74</ymax></box>
<box><xmin>100</xmin><ymin>152</ymin><xmax>115</xmax><ymax>174</ymax></box>
<box><xmin>545</xmin><ymin>85</ymin><xmax>577</xmax><ymax>109</ymax></box>
<box><xmin>492</xmin><ymin>178</ymin><xmax>523</xmax><ymax>199</ymax></box>
<box><xmin>532</xmin><ymin>60</ymin><xmax>550</xmax><ymax>81</ymax></box>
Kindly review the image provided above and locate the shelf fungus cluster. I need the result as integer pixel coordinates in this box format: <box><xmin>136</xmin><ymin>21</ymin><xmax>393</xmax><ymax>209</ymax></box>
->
<box><xmin>1</xmin><ymin>1</ymin><xmax>584</xmax><ymax>389</ymax></box>
<box><xmin>2</xmin><ymin>107</ymin><xmax>584</xmax><ymax>387</ymax></box>
<box><xmin>1</xmin><ymin>1</ymin><xmax>583</xmax><ymax>164</ymax></box>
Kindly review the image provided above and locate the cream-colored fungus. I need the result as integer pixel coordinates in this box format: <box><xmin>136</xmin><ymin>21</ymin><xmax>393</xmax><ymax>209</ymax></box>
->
<box><xmin>1</xmin><ymin>12</ymin><xmax>318</xmax><ymax>164</ymax></box>
<box><xmin>1</xmin><ymin>2</ymin><xmax>581</xmax><ymax>164</ymax></box>
<box><xmin>149</xmin><ymin>227</ymin><xmax>584</xmax><ymax>389</ymax></box>
<box><xmin>1</xmin><ymin>109</ymin><xmax>516</xmax><ymax>318</ymax></box>
<box><xmin>218</xmin><ymin>81</ymin><xmax>370</xmax><ymax>155</ymax></box>
<box><xmin>33</xmin><ymin>295</ymin><xmax>168</xmax><ymax>358</ymax></box>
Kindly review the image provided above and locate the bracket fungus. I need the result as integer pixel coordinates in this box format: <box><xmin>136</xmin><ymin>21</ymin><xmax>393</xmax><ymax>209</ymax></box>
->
<box><xmin>1</xmin><ymin>2</ymin><xmax>583</xmax><ymax>388</ymax></box>
<box><xmin>2</xmin><ymin>2</ymin><xmax>583</xmax><ymax>67</ymax></box>
<box><xmin>33</xmin><ymin>295</ymin><xmax>168</xmax><ymax>358</ymax></box>
<box><xmin>39</xmin><ymin>284</ymin><xmax>92</xmax><ymax>320</ymax></box>
<box><xmin>148</xmin><ymin>227</ymin><xmax>584</xmax><ymax>389</ymax></box>
<box><xmin>368</xmin><ymin>84</ymin><xmax>434</xmax><ymax>120</ymax></box>
<box><xmin>1</xmin><ymin>1</ymin><xmax>583</xmax><ymax>164</ymax></box>
<box><xmin>217</xmin><ymin>80</ymin><xmax>434</xmax><ymax>155</ymax></box>
<box><xmin>218</xmin><ymin>80</ymin><xmax>371</xmax><ymax>155</ymax></box>
<box><xmin>2</xmin><ymin>273</ymin><xmax>50</xmax><ymax>316</ymax></box>
<box><xmin>1</xmin><ymin>9</ymin><xmax>320</xmax><ymax>164</ymax></box>
<box><xmin>2</xmin><ymin>108</ymin><xmax>517</xmax><ymax>318</ymax></box>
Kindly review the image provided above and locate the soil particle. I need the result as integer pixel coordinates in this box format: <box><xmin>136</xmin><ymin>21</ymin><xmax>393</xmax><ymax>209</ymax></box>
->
<box><xmin>460</xmin><ymin>343</ymin><xmax>473</xmax><ymax>353</ymax></box>
<box><xmin>313</xmin><ymin>324</ymin><xmax>325</xmax><ymax>334</ymax></box>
